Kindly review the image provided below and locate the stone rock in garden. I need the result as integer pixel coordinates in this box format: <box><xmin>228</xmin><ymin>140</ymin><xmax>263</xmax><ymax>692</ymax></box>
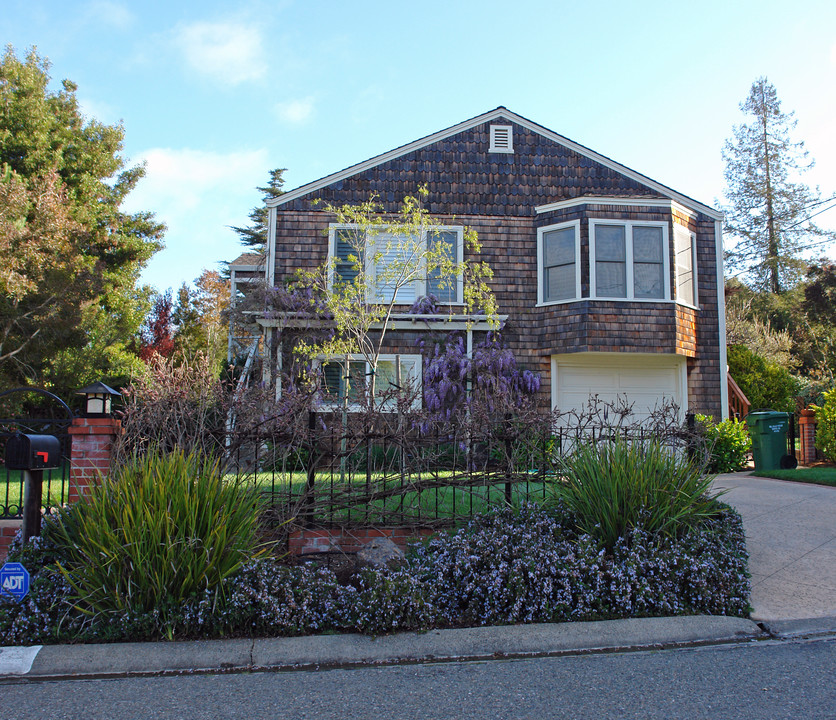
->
<box><xmin>356</xmin><ymin>537</ymin><xmax>405</xmax><ymax>570</ymax></box>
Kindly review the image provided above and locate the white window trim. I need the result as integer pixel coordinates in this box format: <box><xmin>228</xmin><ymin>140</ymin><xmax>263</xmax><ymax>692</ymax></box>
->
<box><xmin>589</xmin><ymin>219</ymin><xmax>671</xmax><ymax>302</ymax></box>
<box><xmin>315</xmin><ymin>353</ymin><xmax>423</xmax><ymax>412</ymax></box>
<box><xmin>536</xmin><ymin>220</ymin><xmax>582</xmax><ymax>306</ymax></box>
<box><xmin>673</xmin><ymin>224</ymin><xmax>699</xmax><ymax>309</ymax></box>
<box><xmin>489</xmin><ymin>125</ymin><xmax>514</xmax><ymax>154</ymax></box>
<box><xmin>327</xmin><ymin>224</ymin><xmax>465</xmax><ymax>304</ymax></box>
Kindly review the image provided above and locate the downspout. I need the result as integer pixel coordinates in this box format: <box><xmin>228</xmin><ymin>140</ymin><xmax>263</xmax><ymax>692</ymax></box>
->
<box><xmin>715</xmin><ymin>218</ymin><xmax>729</xmax><ymax>420</ymax></box>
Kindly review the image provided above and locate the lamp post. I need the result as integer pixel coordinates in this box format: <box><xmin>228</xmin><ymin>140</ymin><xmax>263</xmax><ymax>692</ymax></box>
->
<box><xmin>76</xmin><ymin>381</ymin><xmax>121</xmax><ymax>418</ymax></box>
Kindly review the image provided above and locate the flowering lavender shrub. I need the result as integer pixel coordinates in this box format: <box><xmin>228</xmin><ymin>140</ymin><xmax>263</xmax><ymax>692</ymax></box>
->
<box><xmin>408</xmin><ymin>503</ymin><xmax>750</xmax><ymax>626</ymax></box>
<box><xmin>0</xmin><ymin>505</ymin><xmax>749</xmax><ymax>645</ymax></box>
<box><xmin>338</xmin><ymin>567</ymin><xmax>438</xmax><ymax>634</ymax></box>
<box><xmin>0</xmin><ymin>568</ymin><xmax>83</xmax><ymax>645</ymax></box>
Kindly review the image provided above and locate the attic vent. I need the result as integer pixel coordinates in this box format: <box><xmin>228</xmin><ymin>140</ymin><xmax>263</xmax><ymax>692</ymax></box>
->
<box><xmin>489</xmin><ymin>125</ymin><xmax>513</xmax><ymax>154</ymax></box>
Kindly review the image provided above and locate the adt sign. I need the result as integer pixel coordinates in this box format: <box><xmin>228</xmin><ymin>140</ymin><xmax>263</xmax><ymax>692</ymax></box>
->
<box><xmin>0</xmin><ymin>562</ymin><xmax>30</xmax><ymax>601</ymax></box>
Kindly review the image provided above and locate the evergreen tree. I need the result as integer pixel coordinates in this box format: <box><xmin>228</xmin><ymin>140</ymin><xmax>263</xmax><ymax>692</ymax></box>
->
<box><xmin>722</xmin><ymin>77</ymin><xmax>835</xmax><ymax>293</ymax></box>
<box><xmin>0</xmin><ymin>47</ymin><xmax>164</xmax><ymax>393</ymax></box>
<box><xmin>229</xmin><ymin>168</ymin><xmax>286</xmax><ymax>252</ymax></box>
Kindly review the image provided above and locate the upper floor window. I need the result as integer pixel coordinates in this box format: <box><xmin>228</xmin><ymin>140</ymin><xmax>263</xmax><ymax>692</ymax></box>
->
<box><xmin>590</xmin><ymin>221</ymin><xmax>669</xmax><ymax>301</ymax></box>
<box><xmin>329</xmin><ymin>225</ymin><xmax>463</xmax><ymax>304</ymax></box>
<box><xmin>537</xmin><ymin>220</ymin><xmax>580</xmax><ymax>304</ymax></box>
<box><xmin>674</xmin><ymin>224</ymin><xmax>698</xmax><ymax>307</ymax></box>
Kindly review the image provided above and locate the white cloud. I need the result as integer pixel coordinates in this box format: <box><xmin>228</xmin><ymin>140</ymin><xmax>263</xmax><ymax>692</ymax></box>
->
<box><xmin>123</xmin><ymin>147</ymin><xmax>271</xmax><ymax>290</ymax></box>
<box><xmin>831</xmin><ymin>43</ymin><xmax>836</xmax><ymax>65</ymax></box>
<box><xmin>175</xmin><ymin>21</ymin><xmax>267</xmax><ymax>85</ymax></box>
<box><xmin>275</xmin><ymin>97</ymin><xmax>315</xmax><ymax>124</ymax></box>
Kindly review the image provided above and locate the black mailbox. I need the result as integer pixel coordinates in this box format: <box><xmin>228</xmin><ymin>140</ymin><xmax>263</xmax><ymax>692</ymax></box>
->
<box><xmin>4</xmin><ymin>433</ymin><xmax>62</xmax><ymax>470</ymax></box>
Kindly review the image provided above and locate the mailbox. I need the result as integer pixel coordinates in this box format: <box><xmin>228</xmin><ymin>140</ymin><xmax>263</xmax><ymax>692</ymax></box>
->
<box><xmin>4</xmin><ymin>433</ymin><xmax>62</xmax><ymax>470</ymax></box>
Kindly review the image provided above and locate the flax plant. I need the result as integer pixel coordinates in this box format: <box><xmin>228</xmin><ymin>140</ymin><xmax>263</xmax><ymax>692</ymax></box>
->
<box><xmin>550</xmin><ymin>437</ymin><xmax>722</xmax><ymax>550</ymax></box>
<box><xmin>54</xmin><ymin>449</ymin><xmax>266</xmax><ymax>629</ymax></box>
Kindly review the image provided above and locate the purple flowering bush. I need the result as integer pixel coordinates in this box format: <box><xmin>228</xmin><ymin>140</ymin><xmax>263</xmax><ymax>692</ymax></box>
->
<box><xmin>0</xmin><ymin>502</ymin><xmax>749</xmax><ymax>644</ymax></box>
<box><xmin>407</xmin><ymin>503</ymin><xmax>749</xmax><ymax>626</ymax></box>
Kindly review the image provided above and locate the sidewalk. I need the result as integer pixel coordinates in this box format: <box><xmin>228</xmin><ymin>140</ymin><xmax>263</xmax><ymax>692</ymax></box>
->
<box><xmin>2</xmin><ymin>472</ymin><xmax>836</xmax><ymax>681</ymax></box>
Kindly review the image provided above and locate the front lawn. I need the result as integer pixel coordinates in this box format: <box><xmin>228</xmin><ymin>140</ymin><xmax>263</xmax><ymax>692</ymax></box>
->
<box><xmin>751</xmin><ymin>466</ymin><xmax>836</xmax><ymax>487</ymax></box>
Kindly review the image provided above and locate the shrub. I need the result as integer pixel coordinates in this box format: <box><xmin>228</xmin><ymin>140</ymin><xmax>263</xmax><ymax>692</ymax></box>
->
<box><xmin>550</xmin><ymin>436</ymin><xmax>721</xmax><ymax>550</ymax></box>
<box><xmin>51</xmin><ymin>448</ymin><xmax>266</xmax><ymax>630</ymax></box>
<box><xmin>2</xmin><ymin>502</ymin><xmax>750</xmax><ymax>644</ymax></box>
<box><xmin>812</xmin><ymin>389</ymin><xmax>836</xmax><ymax>461</ymax></box>
<box><xmin>727</xmin><ymin>344</ymin><xmax>799</xmax><ymax>414</ymax></box>
<box><xmin>408</xmin><ymin>503</ymin><xmax>749</xmax><ymax>625</ymax></box>
<box><xmin>695</xmin><ymin>414</ymin><xmax>751</xmax><ymax>473</ymax></box>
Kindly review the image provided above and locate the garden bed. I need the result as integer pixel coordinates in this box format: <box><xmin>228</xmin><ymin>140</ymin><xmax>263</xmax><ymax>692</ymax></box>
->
<box><xmin>0</xmin><ymin>501</ymin><xmax>750</xmax><ymax>645</ymax></box>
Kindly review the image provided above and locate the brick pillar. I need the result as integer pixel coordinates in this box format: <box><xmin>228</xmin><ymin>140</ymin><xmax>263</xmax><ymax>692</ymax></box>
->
<box><xmin>67</xmin><ymin>417</ymin><xmax>122</xmax><ymax>502</ymax></box>
<box><xmin>798</xmin><ymin>409</ymin><xmax>817</xmax><ymax>466</ymax></box>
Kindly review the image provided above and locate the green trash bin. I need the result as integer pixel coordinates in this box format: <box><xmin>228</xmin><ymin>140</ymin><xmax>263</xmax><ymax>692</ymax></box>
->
<box><xmin>746</xmin><ymin>410</ymin><xmax>791</xmax><ymax>471</ymax></box>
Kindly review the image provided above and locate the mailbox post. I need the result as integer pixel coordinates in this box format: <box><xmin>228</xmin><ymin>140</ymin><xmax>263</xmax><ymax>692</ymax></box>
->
<box><xmin>5</xmin><ymin>433</ymin><xmax>62</xmax><ymax>542</ymax></box>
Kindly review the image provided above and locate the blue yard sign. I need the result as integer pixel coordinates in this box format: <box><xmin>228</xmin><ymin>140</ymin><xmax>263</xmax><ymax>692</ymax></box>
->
<box><xmin>0</xmin><ymin>562</ymin><xmax>30</xmax><ymax>601</ymax></box>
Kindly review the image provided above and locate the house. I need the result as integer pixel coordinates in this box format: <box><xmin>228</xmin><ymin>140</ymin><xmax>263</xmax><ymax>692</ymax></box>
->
<box><xmin>231</xmin><ymin>107</ymin><xmax>727</xmax><ymax>421</ymax></box>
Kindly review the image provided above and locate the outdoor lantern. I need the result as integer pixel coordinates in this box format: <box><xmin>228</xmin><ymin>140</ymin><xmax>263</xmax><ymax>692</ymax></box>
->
<box><xmin>76</xmin><ymin>381</ymin><xmax>121</xmax><ymax>418</ymax></box>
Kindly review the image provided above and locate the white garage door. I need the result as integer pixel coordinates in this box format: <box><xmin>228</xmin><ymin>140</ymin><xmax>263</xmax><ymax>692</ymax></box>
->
<box><xmin>551</xmin><ymin>353</ymin><xmax>687</xmax><ymax>421</ymax></box>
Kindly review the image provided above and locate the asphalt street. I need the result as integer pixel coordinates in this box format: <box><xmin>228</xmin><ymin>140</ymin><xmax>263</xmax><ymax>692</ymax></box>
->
<box><xmin>3</xmin><ymin>636</ymin><xmax>835</xmax><ymax>720</ymax></box>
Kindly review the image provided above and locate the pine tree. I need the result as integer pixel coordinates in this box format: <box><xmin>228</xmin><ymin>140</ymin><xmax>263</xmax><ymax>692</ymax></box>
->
<box><xmin>229</xmin><ymin>168</ymin><xmax>286</xmax><ymax>252</ymax></box>
<box><xmin>722</xmin><ymin>77</ymin><xmax>835</xmax><ymax>293</ymax></box>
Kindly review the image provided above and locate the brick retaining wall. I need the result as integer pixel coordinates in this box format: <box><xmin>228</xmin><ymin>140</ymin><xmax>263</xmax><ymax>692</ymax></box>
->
<box><xmin>289</xmin><ymin>526</ymin><xmax>436</xmax><ymax>556</ymax></box>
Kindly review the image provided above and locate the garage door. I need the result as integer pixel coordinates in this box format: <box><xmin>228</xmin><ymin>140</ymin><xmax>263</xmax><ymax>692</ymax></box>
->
<box><xmin>551</xmin><ymin>353</ymin><xmax>687</xmax><ymax>421</ymax></box>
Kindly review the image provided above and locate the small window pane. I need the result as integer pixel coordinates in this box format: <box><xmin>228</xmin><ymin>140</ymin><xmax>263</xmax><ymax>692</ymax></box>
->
<box><xmin>546</xmin><ymin>265</ymin><xmax>576</xmax><ymax>301</ymax></box>
<box><xmin>675</xmin><ymin>228</ymin><xmax>695</xmax><ymax>305</ymax></box>
<box><xmin>543</xmin><ymin>228</ymin><xmax>575</xmax><ymax>266</ymax></box>
<box><xmin>427</xmin><ymin>231</ymin><xmax>458</xmax><ymax>302</ymax></box>
<box><xmin>677</xmin><ymin>275</ymin><xmax>694</xmax><ymax>304</ymax></box>
<box><xmin>633</xmin><ymin>226</ymin><xmax>663</xmax><ymax>262</ymax></box>
<box><xmin>634</xmin><ymin>263</ymin><xmax>664</xmax><ymax>299</ymax></box>
<box><xmin>322</xmin><ymin>362</ymin><xmax>342</xmax><ymax>398</ymax></box>
<box><xmin>595</xmin><ymin>226</ymin><xmax>626</xmax><ymax>261</ymax></box>
<box><xmin>596</xmin><ymin>261</ymin><xmax>626</xmax><ymax>298</ymax></box>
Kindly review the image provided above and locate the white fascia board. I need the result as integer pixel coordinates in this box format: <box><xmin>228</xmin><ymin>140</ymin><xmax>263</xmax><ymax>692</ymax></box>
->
<box><xmin>256</xmin><ymin>313</ymin><xmax>507</xmax><ymax>332</ymax></box>
<box><xmin>267</xmin><ymin>107</ymin><xmax>721</xmax><ymax>221</ymax></box>
<box><xmin>535</xmin><ymin>196</ymin><xmax>710</xmax><ymax>220</ymax></box>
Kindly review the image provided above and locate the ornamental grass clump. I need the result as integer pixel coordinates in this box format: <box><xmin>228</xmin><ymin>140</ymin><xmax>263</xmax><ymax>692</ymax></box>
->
<box><xmin>53</xmin><ymin>448</ymin><xmax>266</xmax><ymax>628</ymax></box>
<box><xmin>551</xmin><ymin>436</ymin><xmax>722</xmax><ymax>550</ymax></box>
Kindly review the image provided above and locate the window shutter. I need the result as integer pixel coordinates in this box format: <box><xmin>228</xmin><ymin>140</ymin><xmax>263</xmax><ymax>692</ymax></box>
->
<box><xmin>335</xmin><ymin>229</ymin><xmax>363</xmax><ymax>284</ymax></box>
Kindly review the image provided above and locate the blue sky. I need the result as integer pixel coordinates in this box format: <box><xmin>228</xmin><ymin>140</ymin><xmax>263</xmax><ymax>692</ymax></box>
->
<box><xmin>3</xmin><ymin>0</ymin><xmax>836</xmax><ymax>291</ymax></box>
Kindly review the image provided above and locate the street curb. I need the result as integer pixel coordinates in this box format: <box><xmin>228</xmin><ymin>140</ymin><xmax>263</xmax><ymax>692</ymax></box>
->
<box><xmin>2</xmin><ymin>616</ymin><xmax>764</xmax><ymax>681</ymax></box>
<box><xmin>757</xmin><ymin>616</ymin><xmax>836</xmax><ymax>640</ymax></box>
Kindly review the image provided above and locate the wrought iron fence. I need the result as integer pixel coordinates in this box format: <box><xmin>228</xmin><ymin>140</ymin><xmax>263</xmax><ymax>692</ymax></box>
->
<box><xmin>233</xmin><ymin>413</ymin><xmax>689</xmax><ymax>530</ymax></box>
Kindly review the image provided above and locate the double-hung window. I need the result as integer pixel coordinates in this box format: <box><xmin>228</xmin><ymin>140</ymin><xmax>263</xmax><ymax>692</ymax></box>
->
<box><xmin>590</xmin><ymin>221</ymin><xmax>669</xmax><ymax>300</ymax></box>
<box><xmin>319</xmin><ymin>354</ymin><xmax>423</xmax><ymax>410</ymax></box>
<box><xmin>537</xmin><ymin>220</ymin><xmax>580</xmax><ymax>304</ymax></box>
<box><xmin>674</xmin><ymin>224</ymin><xmax>698</xmax><ymax>306</ymax></box>
<box><xmin>329</xmin><ymin>225</ymin><xmax>463</xmax><ymax>304</ymax></box>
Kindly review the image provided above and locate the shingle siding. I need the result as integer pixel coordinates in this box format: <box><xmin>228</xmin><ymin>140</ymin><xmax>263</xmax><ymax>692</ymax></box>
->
<box><xmin>266</xmin><ymin>114</ymin><xmax>725</xmax><ymax>419</ymax></box>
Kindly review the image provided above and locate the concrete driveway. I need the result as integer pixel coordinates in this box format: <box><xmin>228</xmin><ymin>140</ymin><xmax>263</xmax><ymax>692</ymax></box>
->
<box><xmin>712</xmin><ymin>472</ymin><xmax>836</xmax><ymax>621</ymax></box>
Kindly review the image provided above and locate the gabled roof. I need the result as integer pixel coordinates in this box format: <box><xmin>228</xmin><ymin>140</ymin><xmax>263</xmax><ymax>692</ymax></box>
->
<box><xmin>268</xmin><ymin>106</ymin><xmax>722</xmax><ymax>221</ymax></box>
